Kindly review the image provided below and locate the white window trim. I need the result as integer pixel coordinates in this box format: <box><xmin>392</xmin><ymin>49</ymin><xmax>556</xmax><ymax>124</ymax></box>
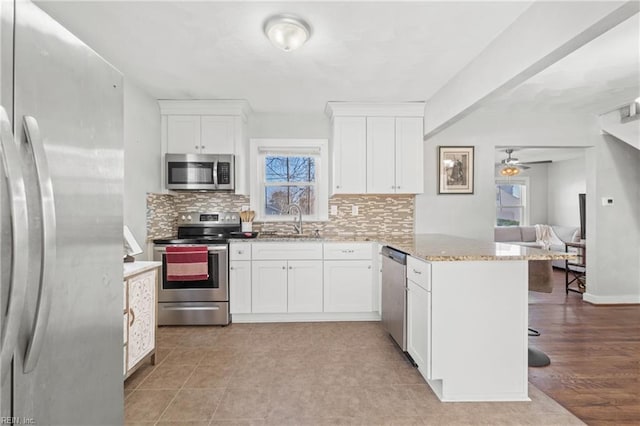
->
<box><xmin>495</xmin><ymin>177</ymin><xmax>530</xmax><ymax>226</ymax></box>
<box><xmin>250</xmin><ymin>138</ymin><xmax>329</xmax><ymax>222</ymax></box>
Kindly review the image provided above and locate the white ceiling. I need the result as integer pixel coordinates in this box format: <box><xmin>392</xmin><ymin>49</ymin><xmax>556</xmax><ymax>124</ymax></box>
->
<box><xmin>36</xmin><ymin>1</ymin><xmax>533</xmax><ymax>113</ymax></box>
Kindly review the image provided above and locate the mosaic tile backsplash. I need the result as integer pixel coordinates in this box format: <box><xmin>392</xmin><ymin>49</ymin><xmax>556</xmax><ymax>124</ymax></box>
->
<box><xmin>147</xmin><ymin>192</ymin><xmax>414</xmax><ymax>240</ymax></box>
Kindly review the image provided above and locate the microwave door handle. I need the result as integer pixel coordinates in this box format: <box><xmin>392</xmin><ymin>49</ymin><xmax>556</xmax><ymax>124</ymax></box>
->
<box><xmin>0</xmin><ymin>106</ymin><xmax>29</xmax><ymax>381</ymax></box>
<box><xmin>22</xmin><ymin>116</ymin><xmax>56</xmax><ymax>373</ymax></box>
<box><xmin>213</xmin><ymin>160</ymin><xmax>218</xmax><ymax>188</ymax></box>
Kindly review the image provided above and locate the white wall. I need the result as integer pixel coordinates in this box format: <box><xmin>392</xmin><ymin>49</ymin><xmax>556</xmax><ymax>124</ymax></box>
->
<box><xmin>123</xmin><ymin>79</ymin><xmax>161</xmax><ymax>257</ymax></box>
<box><xmin>416</xmin><ymin>108</ymin><xmax>596</xmax><ymax>240</ymax></box>
<box><xmin>585</xmin><ymin>134</ymin><xmax>640</xmax><ymax>303</ymax></box>
<box><xmin>249</xmin><ymin>112</ymin><xmax>329</xmax><ymax>139</ymax></box>
<box><xmin>547</xmin><ymin>157</ymin><xmax>587</xmax><ymax>226</ymax></box>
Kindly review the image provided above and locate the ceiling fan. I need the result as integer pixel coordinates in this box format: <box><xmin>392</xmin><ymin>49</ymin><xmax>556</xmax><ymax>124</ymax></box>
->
<box><xmin>496</xmin><ymin>149</ymin><xmax>552</xmax><ymax>176</ymax></box>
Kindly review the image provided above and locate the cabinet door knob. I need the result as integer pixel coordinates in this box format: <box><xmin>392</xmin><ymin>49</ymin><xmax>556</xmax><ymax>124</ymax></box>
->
<box><xmin>201</xmin><ymin>145</ymin><xmax>205</xmax><ymax>149</ymax></box>
<box><xmin>230</xmin><ymin>266</ymin><xmax>234</xmax><ymax>270</ymax></box>
<box><xmin>391</xmin><ymin>185</ymin><xmax>396</xmax><ymax>189</ymax></box>
<box><xmin>289</xmin><ymin>266</ymin><xmax>293</xmax><ymax>270</ymax></box>
<box><xmin>336</xmin><ymin>185</ymin><xmax>341</xmax><ymax>189</ymax></box>
<box><xmin>282</xmin><ymin>266</ymin><xmax>286</xmax><ymax>270</ymax></box>
<box><xmin>238</xmin><ymin>250</ymin><xmax>244</xmax><ymax>254</ymax></box>
<box><xmin>396</xmin><ymin>186</ymin><xmax>401</xmax><ymax>189</ymax></box>
<box><xmin>195</xmin><ymin>145</ymin><xmax>199</xmax><ymax>149</ymax></box>
<box><xmin>368</xmin><ymin>265</ymin><xmax>372</xmax><ymax>269</ymax></box>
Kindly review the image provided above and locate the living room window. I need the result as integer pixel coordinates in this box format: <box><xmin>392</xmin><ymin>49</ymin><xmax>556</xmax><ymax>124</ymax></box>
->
<box><xmin>496</xmin><ymin>179</ymin><xmax>529</xmax><ymax>226</ymax></box>
<box><xmin>250</xmin><ymin>139</ymin><xmax>329</xmax><ymax>222</ymax></box>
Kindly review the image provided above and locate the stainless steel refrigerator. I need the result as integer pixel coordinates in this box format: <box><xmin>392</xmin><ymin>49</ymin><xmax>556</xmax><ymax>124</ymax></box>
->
<box><xmin>0</xmin><ymin>1</ymin><xmax>124</xmax><ymax>424</ymax></box>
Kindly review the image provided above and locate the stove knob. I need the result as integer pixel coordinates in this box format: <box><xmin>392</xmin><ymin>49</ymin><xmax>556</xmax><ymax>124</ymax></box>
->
<box><xmin>187</xmin><ymin>215</ymin><xmax>192</xmax><ymax>221</ymax></box>
<box><xmin>225</xmin><ymin>215</ymin><xmax>231</xmax><ymax>221</ymax></box>
<box><xmin>181</xmin><ymin>215</ymin><xmax>186</xmax><ymax>221</ymax></box>
<box><xmin>232</xmin><ymin>215</ymin><xmax>237</xmax><ymax>221</ymax></box>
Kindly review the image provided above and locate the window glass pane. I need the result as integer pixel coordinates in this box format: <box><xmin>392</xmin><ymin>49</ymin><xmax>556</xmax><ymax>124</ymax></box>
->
<box><xmin>265</xmin><ymin>186</ymin><xmax>316</xmax><ymax>215</ymax></box>
<box><xmin>265</xmin><ymin>156</ymin><xmax>315</xmax><ymax>183</ymax></box>
<box><xmin>497</xmin><ymin>207</ymin><xmax>523</xmax><ymax>226</ymax></box>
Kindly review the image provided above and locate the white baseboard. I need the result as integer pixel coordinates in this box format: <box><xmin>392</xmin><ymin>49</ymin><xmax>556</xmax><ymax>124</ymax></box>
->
<box><xmin>231</xmin><ymin>312</ymin><xmax>381</xmax><ymax>323</ymax></box>
<box><xmin>583</xmin><ymin>292</ymin><xmax>640</xmax><ymax>304</ymax></box>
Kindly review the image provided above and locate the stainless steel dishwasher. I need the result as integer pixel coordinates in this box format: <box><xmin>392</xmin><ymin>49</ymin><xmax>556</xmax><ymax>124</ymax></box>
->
<box><xmin>381</xmin><ymin>246</ymin><xmax>408</xmax><ymax>351</ymax></box>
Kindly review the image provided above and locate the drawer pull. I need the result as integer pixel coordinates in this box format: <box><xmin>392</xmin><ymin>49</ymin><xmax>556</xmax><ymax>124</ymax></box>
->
<box><xmin>341</xmin><ymin>249</ymin><xmax>354</xmax><ymax>253</ymax></box>
<box><xmin>129</xmin><ymin>308</ymin><xmax>135</xmax><ymax>326</ymax></box>
<box><xmin>413</xmin><ymin>269</ymin><xmax>422</xmax><ymax>275</ymax></box>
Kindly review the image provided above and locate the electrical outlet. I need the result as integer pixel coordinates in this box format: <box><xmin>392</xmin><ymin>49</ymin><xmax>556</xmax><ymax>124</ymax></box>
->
<box><xmin>330</xmin><ymin>205</ymin><xmax>338</xmax><ymax>216</ymax></box>
<box><xmin>352</xmin><ymin>205</ymin><xmax>359</xmax><ymax>216</ymax></box>
<box><xmin>601</xmin><ymin>197</ymin><xmax>614</xmax><ymax>206</ymax></box>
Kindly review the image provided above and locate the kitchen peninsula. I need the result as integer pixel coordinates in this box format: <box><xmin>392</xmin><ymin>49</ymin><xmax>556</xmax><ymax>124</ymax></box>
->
<box><xmin>230</xmin><ymin>233</ymin><xmax>573</xmax><ymax>402</ymax></box>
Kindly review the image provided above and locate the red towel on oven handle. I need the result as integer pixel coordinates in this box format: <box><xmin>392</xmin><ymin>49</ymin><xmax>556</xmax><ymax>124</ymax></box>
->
<box><xmin>165</xmin><ymin>245</ymin><xmax>209</xmax><ymax>281</ymax></box>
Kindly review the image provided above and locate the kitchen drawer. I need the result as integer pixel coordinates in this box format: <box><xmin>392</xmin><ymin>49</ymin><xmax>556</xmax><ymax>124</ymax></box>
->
<box><xmin>323</xmin><ymin>242</ymin><xmax>373</xmax><ymax>260</ymax></box>
<box><xmin>230</xmin><ymin>243</ymin><xmax>251</xmax><ymax>261</ymax></box>
<box><xmin>407</xmin><ymin>256</ymin><xmax>431</xmax><ymax>291</ymax></box>
<box><xmin>252</xmin><ymin>242</ymin><xmax>323</xmax><ymax>260</ymax></box>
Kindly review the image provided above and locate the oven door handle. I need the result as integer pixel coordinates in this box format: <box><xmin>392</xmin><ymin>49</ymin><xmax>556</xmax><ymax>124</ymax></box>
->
<box><xmin>161</xmin><ymin>305</ymin><xmax>220</xmax><ymax>311</ymax></box>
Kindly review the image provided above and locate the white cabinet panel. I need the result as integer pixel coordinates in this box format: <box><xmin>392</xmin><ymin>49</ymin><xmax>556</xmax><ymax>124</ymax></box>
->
<box><xmin>407</xmin><ymin>280</ymin><xmax>431</xmax><ymax>379</ymax></box>
<box><xmin>230</xmin><ymin>243</ymin><xmax>251</xmax><ymax>261</ymax></box>
<box><xmin>287</xmin><ymin>261</ymin><xmax>323</xmax><ymax>313</ymax></box>
<box><xmin>230</xmin><ymin>261</ymin><xmax>252</xmax><ymax>314</ymax></box>
<box><xmin>127</xmin><ymin>270</ymin><xmax>156</xmax><ymax>369</ymax></box>
<box><xmin>395</xmin><ymin>117</ymin><xmax>424</xmax><ymax>194</ymax></box>
<box><xmin>252</xmin><ymin>242</ymin><xmax>323</xmax><ymax>260</ymax></box>
<box><xmin>323</xmin><ymin>260</ymin><xmax>373</xmax><ymax>312</ymax></box>
<box><xmin>332</xmin><ymin>116</ymin><xmax>366</xmax><ymax>194</ymax></box>
<box><xmin>366</xmin><ymin>117</ymin><xmax>396</xmax><ymax>194</ymax></box>
<box><xmin>323</xmin><ymin>242</ymin><xmax>373</xmax><ymax>260</ymax></box>
<box><xmin>167</xmin><ymin>115</ymin><xmax>200</xmax><ymax>153</ymax></box>
<box><xmin>200</xmin><ymin>115</ymin><xmax>236</xmax><ymax>154</ymax></box>
<box><xmin>407</xmin><ymin>255</ymin><xmax>431</xmax><ymax>291</ymax></box>
<box><xmin>251</xmin><ymin>261</ymin><xmax>288</xmax><ymax>313</ymax></box>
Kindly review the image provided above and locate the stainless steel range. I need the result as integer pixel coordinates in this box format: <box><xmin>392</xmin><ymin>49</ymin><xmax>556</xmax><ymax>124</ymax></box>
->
<box><xmin>153</xmin><ymin>212</ymin><xmax>240</xmax><ymax>325</ymax></box>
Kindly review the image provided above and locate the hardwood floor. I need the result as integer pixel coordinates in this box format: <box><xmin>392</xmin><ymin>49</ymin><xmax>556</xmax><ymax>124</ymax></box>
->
<box><xmin>528</xmin><ymin>268</ymin><xmax>640</xmax><ymax>425</ymax></box>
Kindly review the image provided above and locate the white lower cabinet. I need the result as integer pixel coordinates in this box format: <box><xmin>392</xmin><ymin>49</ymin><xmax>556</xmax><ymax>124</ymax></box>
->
<box><xmin>288</xmin><ymin>261</ymin><xmax>323</xmax><ymax>313</ymax></box>
<box><xmin>251</xmin><ymin>260</ymin><xmax>288</xmax><ymax>313</ymax></box>
<box><xmin>407</xmin><ymin>279</ymin><xmax>431</xmax><ymax>379</ymax></box>
<box><xmin>230</xmin><ymin>260</ymin><xmax>252</xmax><ymax>314</ymax></box>
<box><xmin>124</xmin><ymin>266</ymin><xmax>158</xmax><ymax>379</ymax></box>
<box><xmin>323</xmin><ymin>260</ymin><xmax>373</xmax><ymax>312</ymax></box>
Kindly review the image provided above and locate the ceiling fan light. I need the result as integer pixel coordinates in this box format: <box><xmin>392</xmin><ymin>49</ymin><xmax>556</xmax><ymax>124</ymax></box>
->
<box><xmin>264</xmin><ymin>14</ymin><xmax>311</xmax><ymax>52</ymax></box>
<box><xmin>500</xmin><ymin>166</ymin><xmax>520</xmax><ymax>177</ymax></box>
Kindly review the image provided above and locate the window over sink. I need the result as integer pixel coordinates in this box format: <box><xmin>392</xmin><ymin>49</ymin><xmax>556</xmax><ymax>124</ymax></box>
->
<box><xmin>250</xmin><ymin>139</ymin><xmax>329</xmax><ymax>222</ymax></box>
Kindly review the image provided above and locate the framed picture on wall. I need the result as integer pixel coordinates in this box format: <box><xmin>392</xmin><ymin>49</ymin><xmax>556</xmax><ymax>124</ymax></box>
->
<box><xmin>438</xmin><ymin>146</ymin><xmax>474</xmax><ymax>194</ymax></box>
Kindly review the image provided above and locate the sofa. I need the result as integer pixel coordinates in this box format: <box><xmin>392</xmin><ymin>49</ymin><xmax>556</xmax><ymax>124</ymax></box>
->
<box><xmin>494</xmin><ymin>225</ymin><xmax>581</xmax><ymax>269</ymax></box>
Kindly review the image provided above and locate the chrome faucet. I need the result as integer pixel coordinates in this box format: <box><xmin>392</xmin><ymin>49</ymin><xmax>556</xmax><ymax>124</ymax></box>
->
<box><xmin>286</xmin><ymin>203</ymin><xmax>303</xmax><ymax>234</ymax></box>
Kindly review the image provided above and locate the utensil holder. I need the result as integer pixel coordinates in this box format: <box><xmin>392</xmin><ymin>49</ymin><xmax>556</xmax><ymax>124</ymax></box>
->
<box><xmin>241</xmin><ymin>222</ymin><xmax>253</xmax><ymax>232</ymax></box>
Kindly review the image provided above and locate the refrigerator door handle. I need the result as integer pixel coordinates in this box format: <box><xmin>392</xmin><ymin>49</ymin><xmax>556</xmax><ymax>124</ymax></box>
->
<box><xmin>22</xmin><ymin>116</ymin><xmax>56</xmax><ymax>373</ymax></box>
<box><xmin>0</xmin><ymin>106</ymin><xmax>29</xmax><ymax>381</ymax></box>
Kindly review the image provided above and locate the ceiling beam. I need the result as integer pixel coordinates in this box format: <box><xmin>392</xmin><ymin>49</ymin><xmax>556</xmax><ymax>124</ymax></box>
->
<box><xmin>424</xmin><ymin>1</ymin><xmax>640</xmax><ymax>139</ymax></box>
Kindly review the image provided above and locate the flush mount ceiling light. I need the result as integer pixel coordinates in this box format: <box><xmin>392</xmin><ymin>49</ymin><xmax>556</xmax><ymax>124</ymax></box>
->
<box><xmin>264</xmin><ymin>14</ymin><xmax>311</xmax><ymax>52</ymax></box>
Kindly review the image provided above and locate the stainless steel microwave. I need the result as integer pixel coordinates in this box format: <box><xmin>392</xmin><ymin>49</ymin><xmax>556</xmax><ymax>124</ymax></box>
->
<box><xmin>166</xmin><ymin>153</ymin><xmax>235</xmax><ymax>191</ymax></box>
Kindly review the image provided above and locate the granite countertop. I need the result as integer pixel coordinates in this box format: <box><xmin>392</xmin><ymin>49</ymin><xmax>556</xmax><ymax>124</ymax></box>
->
<box><xmin>233</xmin><ymin>233</ymin><xmax>575</xmax><ymax>262</ymax></box>
<box><xmin>124</xmin><ymin>260</ymin><xmax>162</xmax><ymax>278</ymax></box>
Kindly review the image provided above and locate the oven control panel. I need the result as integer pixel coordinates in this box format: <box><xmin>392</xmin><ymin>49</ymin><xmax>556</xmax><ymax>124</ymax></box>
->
<box><xmin>177</xmin><ymin>211</ymin><xmax>240</xmax><ymax>226</ymax></box>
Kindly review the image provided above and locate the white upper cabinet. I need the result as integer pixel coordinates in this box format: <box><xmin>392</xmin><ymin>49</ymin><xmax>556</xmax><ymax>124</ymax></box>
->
<box><xmin>331</xmin><ymin>116</ymin><xmax>366</xmax><ymax>194</ymax></box>
<box><xmin>366</xmin><ymin>117</ymin><xmax>396</xmax><ymax>193</ymax></box>
<box><xmin>200</xmin><ymin>116</ymin><xmax>237</xmax><ymax>154</ymax></box>
<box><xmin>167</xmin><ymin>115</ymin><xmax>201</xmax><ymax>154</ymax></box>
<box><xmin>395</xmin><ymin>117</ymin><xmax>424</xmax><ymax>194</ymax></box>
<box><xmin>160</xmin><ymin>100</ymin><xmax>251</xmax><ymax>194</ymax></box>
<box><xmin>326</xmin><ymin>102</ymin><xmax>425</xmax><ymax>195</ymax></box>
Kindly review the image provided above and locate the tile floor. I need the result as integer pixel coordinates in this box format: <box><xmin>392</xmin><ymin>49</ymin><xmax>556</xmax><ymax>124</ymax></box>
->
<box><xmin>124</xmin><ymin>322</ymin><xmax>584</xmax><ymax>425</ymax></box>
